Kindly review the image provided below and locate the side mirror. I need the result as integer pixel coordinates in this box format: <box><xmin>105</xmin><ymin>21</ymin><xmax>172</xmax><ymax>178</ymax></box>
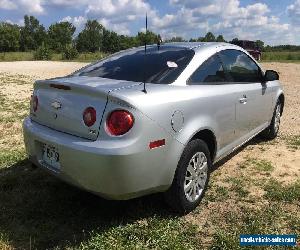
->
<box><xmin>264</xmin><ymin>70</ymin><xmax>279</xmax><ymax>81</ymax></box>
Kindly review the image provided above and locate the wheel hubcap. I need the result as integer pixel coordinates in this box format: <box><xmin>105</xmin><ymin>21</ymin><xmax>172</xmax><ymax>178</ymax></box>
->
<box><xmin>274</xmin><ymin>104</ymin><xmax>281</xmax><ymax>133</ymax></box>
<box><xmin>184</xmin><ymin>152</ymin><xmax>208</xmax><ymax>202</ymax></box>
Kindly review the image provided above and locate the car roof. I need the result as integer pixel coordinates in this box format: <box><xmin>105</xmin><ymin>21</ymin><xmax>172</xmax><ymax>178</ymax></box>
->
<box><xmin>117</xmin><ymin>42</ymin><xmax>243</xmax><ymax>57</ymax></box>
<box><xmin>138</xmin><ymin>42</ymin><xmax>238</xmax><ymax>53</ymax></box>
<box><xmin>162</xmin><ymin>42</ymin><xmax>227</xmax><ymax>49</ymax></box>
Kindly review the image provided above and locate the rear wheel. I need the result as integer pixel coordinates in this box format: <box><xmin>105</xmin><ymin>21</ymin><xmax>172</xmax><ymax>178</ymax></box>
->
<box><xmin>164</xmin><ymin>139</ymin><xmax>211</xmax><ymax>214</ymax></box>
<box><xmin>261</xmin><ymin>101</ymin><xmax>281</xmax><ymax>140</ymax></box>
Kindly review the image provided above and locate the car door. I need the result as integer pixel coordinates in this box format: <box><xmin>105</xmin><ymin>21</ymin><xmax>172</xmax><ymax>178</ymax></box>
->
<box><xmin>218</xmin><ymin>49</ymin><xmax>273</xmax><ymax>141</ymax></box>
<box><xmin>187</xmin><ymin>53</ymin><xmax>236</xmax><ymax>152</ymax></box>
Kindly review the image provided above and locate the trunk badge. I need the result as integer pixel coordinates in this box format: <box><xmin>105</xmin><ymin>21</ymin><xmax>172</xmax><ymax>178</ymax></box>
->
<box><xmin>51</xmin><ymin>101</ymin><xmax>62</xmax><ymax>110</ymax></box>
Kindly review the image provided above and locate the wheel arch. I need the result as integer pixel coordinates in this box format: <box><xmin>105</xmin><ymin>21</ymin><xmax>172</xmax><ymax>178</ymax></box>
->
<box><xmin>189</xmin><ymin>129</ymin><xmax>217</xmax><ymax>162</ymax></box>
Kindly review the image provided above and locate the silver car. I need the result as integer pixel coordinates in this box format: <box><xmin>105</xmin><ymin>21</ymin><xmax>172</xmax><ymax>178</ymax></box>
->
<box><xmin>23</xmin><ymin>42</ymin><xmax>284</xmax><ymax>213</ymax></box>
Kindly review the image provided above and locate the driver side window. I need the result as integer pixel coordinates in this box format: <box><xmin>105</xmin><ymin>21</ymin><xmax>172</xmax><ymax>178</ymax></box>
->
<box><xmin>218</xmin><ymin>49</ymin><xmax>263</xmax><ymax>83</ymax></box>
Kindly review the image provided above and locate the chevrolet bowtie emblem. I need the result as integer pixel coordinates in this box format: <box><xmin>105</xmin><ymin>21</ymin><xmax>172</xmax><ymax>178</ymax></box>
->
<box><xmin>51</xmin><ymin>101</ymin><xmax>62</xmax><ymax>110</ymax></box>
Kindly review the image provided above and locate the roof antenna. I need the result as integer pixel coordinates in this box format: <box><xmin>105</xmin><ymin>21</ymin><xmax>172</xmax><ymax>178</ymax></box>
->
<box><xmin>142</xmin><ymin>13</ymin><xmax>147</xmax><ymax>94</ymax></box>
<box><xmin>157</xmin><ymin>34</ymin><xmax>162</xmax><ymax>51</ymax></box>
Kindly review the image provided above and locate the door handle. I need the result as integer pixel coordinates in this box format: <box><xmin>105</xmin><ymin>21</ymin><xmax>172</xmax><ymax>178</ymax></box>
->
<box><xmin>239</xmin><ymin>97</ymin><xmax>247</xmax><ymax>104</ymax></box>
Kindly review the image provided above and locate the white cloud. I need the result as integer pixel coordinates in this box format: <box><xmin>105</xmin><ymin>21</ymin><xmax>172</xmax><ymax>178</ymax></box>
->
<box><xmin>0</xmin><ymin>0</ymin><xmax>44</xmax><ymax>14</ymax></box>
<box><xmin>85</xmin><ymin>0</ymin><xmax>150</xmax><ymax>17</ymax></box>
<box><xmin>46</xmin><ymin>0</ymin><xmax>89</xmax><ymax>7</ymax></box>
<box><xmin>5</xmin><ymin>19</ymin><xmax>24</xmax><ymax>26</ymax></box>
<box><xmin>151</xmin><ymin>0</ymin><xmax>291</xmax><ymax>45</ymax></box>
<box><xmin>0</xmin><ymin>0</ymin><xmax>17</xmax><ymax>10</ymax></box>
<box><xmin>84</xmin><ymin>0</ymin><xmax>157</xmax><ymax>36</ymax></box>
<box><xmin>99</xmin><ymin>17</ymin><xmax>131</xmax><ymax>35</ymax></box>
<box><xmin>61</xmin><ymin>15</ymin><xmax>86</xmax><ymax>30</ymax></box>
<box><xmin>1</xmin><ymin>0</ymin><xmax>299</xmax><ymax>45</ymax></box>
<box><xmin>20</xmin><ymin>0</ymin><xmax>44</xmax><ymax>14</ymax></box>
<box><xmin>287</xmin><ymin>0</ymin><xmax>300</xmax><ymax>24</ymax></box>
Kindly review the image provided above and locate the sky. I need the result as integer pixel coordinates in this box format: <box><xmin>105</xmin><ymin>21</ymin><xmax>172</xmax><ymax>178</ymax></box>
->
<box><xmin>1</xmin><ymin>0</ymin><xmax>300</xmax><ymax>45</ymax></box>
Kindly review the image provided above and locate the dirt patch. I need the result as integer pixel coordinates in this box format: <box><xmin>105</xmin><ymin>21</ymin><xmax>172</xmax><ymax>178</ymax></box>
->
<box><xmin>0</xmin><ymin>61</ymin><xmax>87</xmax><ymax>79</ymax></box>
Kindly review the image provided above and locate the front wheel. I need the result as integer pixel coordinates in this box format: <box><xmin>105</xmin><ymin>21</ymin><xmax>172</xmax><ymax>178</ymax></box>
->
<box><xmin>164</xmin><ymin>139</ymin><xmax>211</xmax><ymax>214</ymax></box>
<box><xmin>261</xmin><ymin>101</ymin><xmax>282</xmax><ymax>140</ymax></box>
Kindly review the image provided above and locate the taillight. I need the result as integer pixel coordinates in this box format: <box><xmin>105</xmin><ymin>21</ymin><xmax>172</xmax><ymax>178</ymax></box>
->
<box><xmin>83</xmin><ymin>107</ymin><xmax>96</xmax><ymax>127</ymax></box>
<box><xmin>31</xmin><ymin>95</ymin><xmax>38</xmax><ymax>112</ymax></box>
<box><xmin>106</xmin><ymin>110</ymin><xmax>134</xmax><ymax>136</ymax></box>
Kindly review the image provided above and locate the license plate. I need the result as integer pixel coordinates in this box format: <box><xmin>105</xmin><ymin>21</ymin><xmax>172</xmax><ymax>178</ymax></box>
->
<box><xmin>42</xmin><ymin>144</ymin><xmax>60</xmax><ymax>170</ymax></box>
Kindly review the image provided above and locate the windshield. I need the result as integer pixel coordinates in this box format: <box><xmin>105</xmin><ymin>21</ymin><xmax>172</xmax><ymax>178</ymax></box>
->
<box><xmin>78</xmin><ymin>46</ymin><xmax>195</xmax><ymax>84</ymax></box>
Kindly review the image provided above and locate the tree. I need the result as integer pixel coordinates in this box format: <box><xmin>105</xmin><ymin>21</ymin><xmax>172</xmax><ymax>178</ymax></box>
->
<box><xmin>20</xmin><ymin>15</ymin><xmax>47</xmax><ymax>51</ymax></box>
<box><xmin>255</xmin><ymin>40</ymin><xmax>264</xmax><ymax>50</ymax></box>
<box><xmin>166</xmin><ymin>36</ymin><xmax>186</xmax><ymax>42</ymax></box>
<box><xmin>203</xmin><ymin>32</ymin><xmax>215</xmax><ymax>42</ymax></box>
<box><xmin>216</xmin><ymin>35</ymin><xmax>226</xmax><ymax>42</ymax></box>
<box><xmin>0</xmin><ymin>22</ymin><xmax>20</xmax><ymax>52</ymax></box>
<box><xmin>119</xmin><ymin>35</ymin><xmax>139</xmax><ymax>50</ymax></box>
<box><xmin>76</xmin><ymin>20</ymin><xmax>104</xmax><ymax>52</ymax></box>
<box><xmin>102</xmin><ymin>30</ymin><xmax>121</xmax><ymax>53</ymax></box>
<box><xmin>231</xmin><ymin>37</ymin><xmax>239</xmax><ymax>44</ymax></box>
<box><xmin>136</xmin><ymin>30</ymin><xmax>159</xmax><ymax>46</ymax></box>
<box><xmin>48</xmin><ymin>21</ymin><xmax>75</xmax><ymax>52</ymax></box>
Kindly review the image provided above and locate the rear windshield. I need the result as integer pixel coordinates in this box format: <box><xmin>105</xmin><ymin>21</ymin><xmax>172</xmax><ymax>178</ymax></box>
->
<box><xmin>78</xmin><ymin>47</ymin><xmax>195</xmax><ymax>84</ymax></box>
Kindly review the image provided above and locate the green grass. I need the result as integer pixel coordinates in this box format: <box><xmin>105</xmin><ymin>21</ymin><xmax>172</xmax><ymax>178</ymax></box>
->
<box><xmin>264</xmin><ymin>179</ymin><xmax>300</xmax><ymax>202</ymax></box>
<box><xmin>211</xmin><ymin>204</ymin><xmax>299</xmax><ymax>249</ymax></box>
<box><xmin>0</xmin><ymin>70</ymin><xmax>299</xmax><ymax>249</ymax></box>
<box><xmin>0</xmin><ymin>93</ymin><xmax>29</xmax><ymax>122</ymax></box>
<box><xmin>3</xmin><ymin>51</ymin><xmax>300</xmax><ymax>63</ymax></box>
<box><xmin>80</xmin><ymin>217</ymin><xmax>200</xmax><ymax>249</ymax></box>
<box><xmin>0</xmin><ymin>52</ymin><xmax>34</xmax><ymax>61</ymax></box>
<box><xmin>226</xmin><ymin>177</ymin><xmax>250</xmax><ymax>198</ymax></box>
<box><xmin>262</xmin><ymin>51</ymin><xmax>300</xmax><ymax>62</ymax></box>
<box><xmin>284</xmin><ymin>135</ymin><xmax>300</xmax><ymax>150</ymax></box>
<box><xmin>0</xmin><ymin>152</ymin><xmax>298</xmax><ymax>249</ymax></box>
<box><xmin>0</xmin><ymin>160</ymin><xmax>201</xmax><ymax>249</ymax></box>
<box><xmin>205</xmin><ymin>184</ymin><xmax>229</xmax><ymax>202</ymax></box>
<box><xmin>251</xmin><ymin>159</ymin><xmax>274</xmax><ymax>172</ymax></box>
<box><xmin>0</xmin><ymin>51</ymin><xmax>108</xmax><ymax>62</ymax></box>
<box><xmin>2</xmin><ymin>50</ymin><xmax>300</xmax><ymax>63</ymax></box>
<box><xmin>0</xmin><ymin>149</ymin><xmax>26</xmax><ymax>169</ymax></box>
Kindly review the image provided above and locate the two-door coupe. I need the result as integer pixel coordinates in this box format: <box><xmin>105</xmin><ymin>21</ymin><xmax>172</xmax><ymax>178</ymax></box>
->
<box><xmin>23</xmin><ymin>42</ymin><xmax>284</xmax><ymax>213</ymax></box>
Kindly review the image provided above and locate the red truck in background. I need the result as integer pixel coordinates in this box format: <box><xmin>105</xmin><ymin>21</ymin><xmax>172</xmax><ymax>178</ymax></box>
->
<box><xmin>231</xmin><ymin>40</ymin><xmax>262</xmax><ymax>61</ymax></box>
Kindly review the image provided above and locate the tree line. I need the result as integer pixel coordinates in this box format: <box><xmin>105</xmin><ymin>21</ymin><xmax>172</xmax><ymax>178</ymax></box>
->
<box><xmin>1</xmin><ymin>15</ymin><xmax>296</xmax><ymax>60</ymax></box>
<box><xmin>0</xmin><ymin>15</ymin><xmax>164</xmax><ymax>59</ymax></box>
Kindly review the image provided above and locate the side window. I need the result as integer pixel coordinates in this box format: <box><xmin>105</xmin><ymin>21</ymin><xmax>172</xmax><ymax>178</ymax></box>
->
<box><xmin>188</xmin><ymin>54</ymin><xmax>226</xmax><ymax>85</ymax></box>
<box><xmin>219</xmin><ymin>49</ymin><xmax>262</xmax><ymax>83</ymax></box>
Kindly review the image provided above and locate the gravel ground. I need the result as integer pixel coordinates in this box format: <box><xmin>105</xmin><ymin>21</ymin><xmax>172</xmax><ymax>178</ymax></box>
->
<box><xmin>0</xmin><ymin>61</ymin><xmax>88</xmax><ymax>79</ymax></box>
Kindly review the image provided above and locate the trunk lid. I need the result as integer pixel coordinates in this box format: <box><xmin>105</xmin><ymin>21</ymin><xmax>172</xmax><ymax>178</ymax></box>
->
<box><xmin>31</xmin><ymin>76</ymin><xmax>139</xmax><ymax>140</ymax></box>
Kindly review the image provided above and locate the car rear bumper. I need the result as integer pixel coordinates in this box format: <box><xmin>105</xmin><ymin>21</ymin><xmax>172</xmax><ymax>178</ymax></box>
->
<box><xmin>23</xmin><ymin>117</ymin><xmax>183</xmax><ymax>200</ymax></box>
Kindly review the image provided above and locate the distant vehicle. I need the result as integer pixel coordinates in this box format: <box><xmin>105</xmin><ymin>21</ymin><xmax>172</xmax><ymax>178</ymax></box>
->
<box><xmin>231</xmin><ymin>40</ymin><xmax>262</xmax><ymax>61</ymax></box>
<box><xmin>23</xmin><ymin>42</ymin><xmax>284</xmax><ymax>213</ymax></box>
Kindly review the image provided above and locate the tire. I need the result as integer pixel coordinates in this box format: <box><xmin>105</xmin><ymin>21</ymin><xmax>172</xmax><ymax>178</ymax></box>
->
<box><xmin>261</xmin><ymin>101</ymin><xmax>282</xmax><ymax>140</ymax></box>
<box><xmin>30</xmin><ymin>163</ymin><xmax>38</xmax><ymax>169</ymax></box>
<box><xmin>164</xmin><ymin>139</ymin><xmax>211</xmax><ymax>214</ymax></box>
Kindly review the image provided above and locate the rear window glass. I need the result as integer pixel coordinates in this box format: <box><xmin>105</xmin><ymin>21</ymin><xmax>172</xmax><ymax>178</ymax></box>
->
<box><xmin>78</xmin><ymin>47</ymin><xmax>195</xmax><ymax>84</ymax></box>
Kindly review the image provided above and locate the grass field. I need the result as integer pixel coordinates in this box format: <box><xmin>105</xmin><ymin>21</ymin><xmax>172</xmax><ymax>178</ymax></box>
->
<box><xmin>0</xmin><ymin>62</ymin><xmax>299</xmax><ymax>249</ymax></box>
<box><xmin>262</xmin><ymin>51</ymin><xmax>300</xmax><ymax>62</ymax></box>
<box><xmin>2</xmin><ymin>51</ymin><xmax>300</xmax><ymax>63</ymax></box>
<box><xmin>0</xmin><ymin>52</ymin><xmax>107</xmax><ymax>63</ymax></box>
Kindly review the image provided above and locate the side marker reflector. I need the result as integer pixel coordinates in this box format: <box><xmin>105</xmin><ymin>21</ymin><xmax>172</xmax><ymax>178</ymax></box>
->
<box><xmin>50</xmin><ymin>84</ymin><xmax>71</xmax><ymax>90</ymax></box>
<box><xmin>149</xmin><ymin>139</ymin><xmax>165</xmax><ymax>149</ymax></box>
